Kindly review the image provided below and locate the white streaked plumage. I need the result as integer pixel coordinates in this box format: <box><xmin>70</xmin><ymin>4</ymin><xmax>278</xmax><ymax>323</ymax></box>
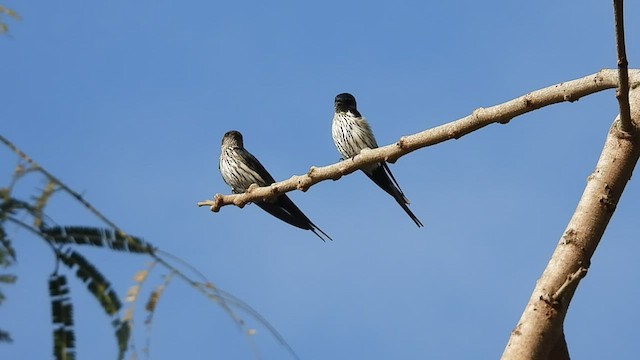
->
<box><xmin>331</xmin><ymin>93</ymin><xmax>423</xmax><ymax>227</ymax></box>
<box><xmin>332</xmin><ymin>111</ymin><xmax>378</xmax><ymax>169</ymax></box>
<box><xmin>218</xmin><ymin>130</ymin><xmax>333</xmax><ymax>240</ymax></box>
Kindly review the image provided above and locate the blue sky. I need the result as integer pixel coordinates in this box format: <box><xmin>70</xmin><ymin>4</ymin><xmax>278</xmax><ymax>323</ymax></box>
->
<box><xmin>2</xmin><ymin>1</ymin><xmax>639</xmax><ymax>359</ymax></box>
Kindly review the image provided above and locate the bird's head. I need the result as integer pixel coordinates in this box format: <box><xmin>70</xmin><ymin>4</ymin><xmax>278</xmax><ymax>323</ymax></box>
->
<box><xmin>221</xmin><ymin>130</ymin><xmax>244</xmax><ymax>148</ymax></box>
<box><xmin>334</xmin><ymin>93</ymin><xmax>357</xmax><ymax>113</ymax></box>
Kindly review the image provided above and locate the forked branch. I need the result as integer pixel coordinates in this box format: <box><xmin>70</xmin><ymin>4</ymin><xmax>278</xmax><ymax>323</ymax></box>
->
<box><xmin>501</xmin><ymin>85</ymin><xmax>640</xmax><ymax>360</ymax></box>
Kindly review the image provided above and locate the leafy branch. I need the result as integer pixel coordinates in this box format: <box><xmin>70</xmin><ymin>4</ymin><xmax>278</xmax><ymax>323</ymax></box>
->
<box><xmin>0</xmin><ymin>135</ymin><xmax>301</xmax><ymax>360</ymax></box>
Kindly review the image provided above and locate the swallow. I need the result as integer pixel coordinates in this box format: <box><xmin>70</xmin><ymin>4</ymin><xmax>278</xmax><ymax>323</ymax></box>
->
<box><xmin>219</xmin><ymin>130</ymin><xmax>332</xmax><ymax>240</ymax></box>
<box><xmin>332</xmin><ymin>93</ymin><xmax>423</xmax><ymax>227</ymax></box>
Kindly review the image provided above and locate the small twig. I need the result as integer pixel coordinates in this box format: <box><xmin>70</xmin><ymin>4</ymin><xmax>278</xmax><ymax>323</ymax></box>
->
<box><xmin>6</xmin><ymin>216</ymin><xmax>62</xmax><ymax>274</ymax></box>
<box><xmin>199</xmin><ymin>69</ymin><xmax>640</xmax><ymax>212</ymax></box>
<box><xmin>614</xmin><ymin>0</ymin><xmax>634</xmax><ymax>134</ymax></box>
<box><xmin>552</xmin><ymin>267</ymin><xmax>588</xmax><ymax>302</ymax></box>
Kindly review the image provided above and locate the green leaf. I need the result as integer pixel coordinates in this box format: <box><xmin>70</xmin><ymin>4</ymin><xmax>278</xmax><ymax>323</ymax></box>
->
<box><xmin>0</xmin><ymin>274</ymin><xmax>16</xmax><ymax>284</ymax></box>
<box><xmin>58</xmin><ymin>250</ymin><xmax>121</xmax><ymax>315</ymax></box>
<box><xmin>0</xmin><ymin>225</ymin><xmax>16</xmax><ymax>264</ymax></box>
<box><xmin>42</xmin><ymin>226</ymin><xmax>154</xmax><ymax>254</ymax></box>
<box><xmin>0</xmin><ymin>329</ymin><xmax>12</xmax><ymax>343</ymax></box>
<box><xmin>113</xmin><ymin>319</ymin><xmax>130</xmax><ymax>360</ymax></box>
<box><xmin>53</xmin><ymin>327</ymin><xmax>76</xmax><ymax>360</ymax></box>
<box><xmin>56</xmin><ymin>251</ymin><xmax>132</xmax><ymax>359</ymax></box>
<box><xmin>49</xmin><ymin>275</ymin><xmax>75</xmax><ymax>360</ymax></box>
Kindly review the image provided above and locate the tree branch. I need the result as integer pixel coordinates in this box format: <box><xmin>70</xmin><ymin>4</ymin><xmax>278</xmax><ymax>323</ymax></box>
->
<box><xmin>613</xmin><ymin>0</ymin><xmax>634</xmax><ymax>134</ymax></box>
<box><xmin>501</xmin><ymin>85</ymin><xmax>640</xmax><ymax>359</ymax></box>
<box><xmin>198</xmin><ymin>69</ymin><xmax>640</xmax><ymax>212</ymax></box>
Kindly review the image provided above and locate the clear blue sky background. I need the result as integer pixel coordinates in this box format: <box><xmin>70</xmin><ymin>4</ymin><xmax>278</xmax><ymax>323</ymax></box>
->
<box><xmin>2</xmin><ymin>1</ymin><xmax>640</xmax><ymax>359</ymax></box>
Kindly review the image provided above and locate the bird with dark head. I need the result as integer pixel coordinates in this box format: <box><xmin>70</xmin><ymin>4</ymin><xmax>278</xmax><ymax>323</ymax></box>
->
<box><xmin>219</xmin><ymin>130</ymin><xmax>332</xmax><ymax>241</ymax></box>
<box><xmin>331</xmin><ymin>93</ymin><xmax>423</xmax><ymax>227</ymax></box>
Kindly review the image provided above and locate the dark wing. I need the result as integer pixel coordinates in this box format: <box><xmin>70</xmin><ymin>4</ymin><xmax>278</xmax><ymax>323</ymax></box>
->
<box><xmin>238</xmin><ymin>148</ymin><xmax>277</xmax><ymax>185</ymax></box>
<box><xmin>257</xmin><ymin>195</ymin><xmax>333</xmax><ymax>241</ymax></box>
<box><xmin>364</xmin><ymin>163</ymin><xmax>424</xmax><ymax>227</ymax></box>
<box><xmin>239</xmin><ymin>149</ymin><xmax>332</xmax><ymax>240</ymax></box>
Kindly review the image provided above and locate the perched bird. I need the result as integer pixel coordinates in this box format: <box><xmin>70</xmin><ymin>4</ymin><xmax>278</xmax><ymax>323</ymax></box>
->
<box><xmin>219</xmin><ymin>130</ymin><xmax>332</xmax><ymax>241</ymax></box>
<box><xmin>332</xmin><ymin>93</ymin><xmax>423</xmax><ymax>227</ymax></box>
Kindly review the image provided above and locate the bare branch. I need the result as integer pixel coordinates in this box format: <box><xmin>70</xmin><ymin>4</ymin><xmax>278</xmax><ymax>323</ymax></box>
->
<box><xmin>501</xmin><ymin>85</ymin><xmax>640</xmax><ymax>360</ymax></box>
<box><xmin>614</xmin><ymin>0</ymin><xmax>634</xmax><ymax>134</ymax></box>
<box><xmin>199</xmin><ymin>69</ymin><xmax>640</xmax><ymax>212</ymax></box>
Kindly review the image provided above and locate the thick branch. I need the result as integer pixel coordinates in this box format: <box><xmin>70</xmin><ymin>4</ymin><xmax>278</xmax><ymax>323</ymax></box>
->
<box><xmin>501</xmin><ymin>85</ymin><xmax>640</xmax><ymax>359</ymax></box>
<box><xmin>613</xmin><ymin>0</ymin><xmax>634</xmax><ymax>134</ymax></box>
<box><xmin>199</xmin><ymin>69</ymin><xmax>639</xmax><ymax>211</ymax></box>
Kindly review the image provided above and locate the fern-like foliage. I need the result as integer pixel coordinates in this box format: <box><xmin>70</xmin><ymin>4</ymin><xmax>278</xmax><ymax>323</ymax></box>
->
<box><xmin>113</xmin><ymin>319</ymin><xmax>130</xmax><ymax>360</ymax></box>
<box><xmin>0</xmin><ymin>135</ymin><xmax>302</xmax><ymax>359</ymax></box>
<box><xmin>49</xmin><ymin>274</ymin><xmax>75</xmax><ymax>360</ymax></box>
<box><xmin>58</xmin><ymin>249</ymin><xmax>121</xmax><ymax>315</ymax></box>
<box><xmin>57</xmin><ymin>249</ymin><xmax>129</xmax><ymax>358</ymax></box>
<box><xmin>43</xmin><ymin>226</ymin><xmax>155</xmax><ymax>254</ymax></box>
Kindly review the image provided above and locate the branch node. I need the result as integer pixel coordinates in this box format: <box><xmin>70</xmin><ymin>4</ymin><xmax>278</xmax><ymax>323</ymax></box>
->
<box><xmin>561</xmin><ymin>228</ymin><xmax>577</xmax><ymax>245</ymax></box>
<box><xmin>522</xmin><ymin>94</ymin><xmax>534</xmax><ymax>108</ymax></box>
<box><xmin>563</xmin><ymin>89</ymin><xmax>578</xmax><ymax>102</ymax></box>
<box><xmin>551</xmin><ymin>267</ymin><xmax>588</xmax><ymax>304</ymax></box>
<box><xmin>613</xmin><ymin>117</ymin><xmax>634</xmax><ymax>139</ymax></box>
<box><xmin>232</xmin><ymin>196</ymin><xmax>247</xmax><ymax>208</ymax></box>
<box><xmin>599</xmin><ymin>184</ymin><xmax>616</xmax><ymax>212</ymax></box>
<box><xmin>471</xmin><ymin>107</ymin><xmax>484</xmax><ymax>120</ymax></box>
<box><xmin>539</xmin><ymin>293</ymin><xmax>558</xmax><ymax>308</ymax></box>
<box><xmin>296</xmin><ymin>175</ymin><xmax>312</xmax><ymax>192</ymax></box>
<box><xmin>497</xmin><ymin>117</ymin><xmax>511</xmax><ymax>125</ymax></box>
<box><xmin>211</xmin><ymin>194</ymin><xmax>224</xmax><ymax>212</ymax></box>
<box><xmin>397</xmin><ymin>136</ymin><xmax>407</xmax><ymax>150</ymax></box>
